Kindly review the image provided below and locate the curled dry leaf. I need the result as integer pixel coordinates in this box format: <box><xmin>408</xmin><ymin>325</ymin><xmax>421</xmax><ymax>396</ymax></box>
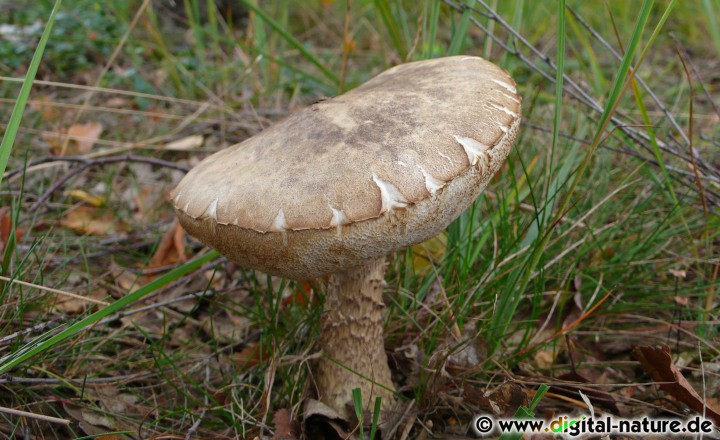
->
<box><xmin>163</xmin><ymin>134</ymin><xmax>204</xmax><ymax>151</ymax></box>
<box><xmin>632</xmin><ymin>344</ymin><xmax>720</xmax><ymax>424</ymax></box>
<box><xmin>145</xmin><ymin>220</ymin><xmax>186</xmax><ymax>274</ymax></box>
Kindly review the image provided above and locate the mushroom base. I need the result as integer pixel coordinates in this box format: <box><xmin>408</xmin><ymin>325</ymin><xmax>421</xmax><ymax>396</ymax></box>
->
<box><xmin>314</xmin><ymin>256</ymin><xmax>396</xmax><ymax>423</ymax></box>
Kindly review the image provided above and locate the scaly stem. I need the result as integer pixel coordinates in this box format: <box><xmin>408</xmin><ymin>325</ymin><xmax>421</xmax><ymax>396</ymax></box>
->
<box><xmin>314</xmin><ymin>257</ymin><xmax>396</xmax><ymax>419</ymax></box>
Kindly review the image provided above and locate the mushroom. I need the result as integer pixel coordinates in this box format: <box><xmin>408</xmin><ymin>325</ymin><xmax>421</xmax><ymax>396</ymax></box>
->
<box><xmin>171</xmin><ymin>55</ymin><xmax>521</xmax><ymax>426</ymax></box>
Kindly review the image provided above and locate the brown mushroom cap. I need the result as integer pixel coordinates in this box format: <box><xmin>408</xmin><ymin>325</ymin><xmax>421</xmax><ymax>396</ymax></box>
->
<box><xmin>172</xmin><ymin>56</ymin><xmax>521</xmax><ymax>280</ymax></box>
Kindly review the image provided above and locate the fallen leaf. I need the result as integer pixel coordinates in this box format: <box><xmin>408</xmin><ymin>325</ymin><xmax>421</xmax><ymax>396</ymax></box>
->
<box><xmin>669</xmin><ymin>269</ymin><xmax>687</xmax><ymax>279</ymax></box>
<box><xmin>303</xmin><ymin>399</ymin><xmax>351</xmax><ymax>440</ymax></box>
<box><xmin>411</xmin><ymin>234</ymin><xmax>446</xmax><ymax>276</ymax></box>
<box><xmin>61</xmin><ymin>206</ymin><xmax>117</xmax><ymax>235</ymax></box>
<box><xmin>533</xmin><ymin>350</ymin><xmax>555</xmax><ymax>369</ymax></box>
<box><xmin>285</xmin><ymin>277</ymin><xmax>325</xmax><ymax>307</ymax></box>
<box><xmin>271</xmin><ymin>408</ymin><xmax>300</xmax><ymax>440</ymax></box>
<box><xmin>145</xmin><ymin>220</ymin><xmax>186</xmax><ymax>272</ymax></box>
<box><xmin>490</xmin><ymin>382</ymin><xmax>529</xmax><ymax>417</ymax></box>
<box><xmin>232</xmin><ymin>343</ymin><xmax>267</xmax><ymax>369</ymax></box>
<box><xmin>0</xmin><ymin>206</ymin><xmax>23</xmax><ymax>255</ymax></box>
<box><xmin>109</xmin><ymin>261</ymin><xmax>140</xmax><ymax>294</ymax></box>
<box><xmin>163</xmin><ymin>134</ymin><xmax>204</xmax><ymax>150</ymax></box>
<box><xmin>632</xmin><ymin>344</ymin><xmax>720</xmax><ymax>424</ymax></box>
<box><xmin>51</xmin><ymin>122</ymin><xmax>104</xmax><ymax>155</ymax></box>
<box><xmin>54</xmin><ymin>287</ymin><xmax>108</xmax><ymax>315</ymax></box>
<box><xmin>66</xmin><ymin>189</ymin><xmax>107</xmax><ymax>207</ymax></box>
<box><xmin>674</xmin><ymin>295</ymin><xmax>689</xmax><ymax>306</ymax></box>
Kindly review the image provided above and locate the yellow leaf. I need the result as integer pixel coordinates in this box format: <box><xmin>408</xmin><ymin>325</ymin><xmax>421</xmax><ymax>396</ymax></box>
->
<box><xmin>411</xmin><ymin>234</ymin><xmax>447</xmax><ymax>275</ymax></box>
<box><xmin>66</xmin><ymin>189</ymin><xmax>107</xmax><ymax>207</ymax></box>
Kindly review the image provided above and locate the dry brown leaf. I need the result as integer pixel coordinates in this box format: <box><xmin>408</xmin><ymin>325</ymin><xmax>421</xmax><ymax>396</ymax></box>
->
<box><xmin>61</xmin><ymin>206</ymin><xmax>117</xmax><ymax>235</ymax></box>
<box><xmin>232</xmin><ymin>343</ymin><xmax>268</xmax><ymax>369</ymax></box>
<box><xmin>0</xmin><ymin>206</ymin><xmax>23</xmax><ymax>255</ymax></box>
<box><xmin>271</xmin><ymin>408</ymin><xmax>300</xmax><ymax>440</ymax></box>
<box><xmin>632</xmin><ymin>344</ymin><xmax>720</xmax><ymax>424</ymax></box>
<box><xmin>163</xmin><ymin>134</ymin><xmax>204</xmax><ymax>150</ymax></box>
<box><xmin>303</xmin><ymin>399</ymin><xmax>350</xmax><ymax>439</ymax></box>
<box><xmin>146</xmin><ymin>220</ymin><xmax>186</xmax><ymax>271</ymax></box>
<box><xmin>132</xmin><ymin>186</ymin><xmax>156</xmax><ymax>221</ymax></box>
<box><xmin>51</xmin><ymin>122</ymin><xmax>103</xmax><ymax>155</ymax></box>
<box><xmin>109</xmin><ymin>261</ymin><xmax>140</xmax><ymax>294</ymax></box>
<box><xmin>95</xmin><ymin>435</ymin><xmax>122</xmax><ymax>440</ymax></box>
<box><xmin>54</xmin><ymin>287</ymin><xmax>108</xmax><ymax>315</ymax></box>
<box><xmin>533</xmin><ymin>350</ymin><xmax>555</xmax><ymax>369</ymax></box>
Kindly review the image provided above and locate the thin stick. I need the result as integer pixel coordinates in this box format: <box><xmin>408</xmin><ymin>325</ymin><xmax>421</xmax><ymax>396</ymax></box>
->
<box><xmin>0</xmin><ymin>275</ymin><xmax>109</xmax><ymax>306</ymax></box>
<box><xmin>0</xmin><ymin>406</ymin><xmax>70</xmax><ymax>425</ymax></box>
<box><xmin>28</xmin><ymin>154</ymin><xmax>188</xmax><ymax>211</ymax></box>
<box><xmin>0</xmin><ymin>76</ymin><xmax>205</xmax><ymax>107</ymax></box>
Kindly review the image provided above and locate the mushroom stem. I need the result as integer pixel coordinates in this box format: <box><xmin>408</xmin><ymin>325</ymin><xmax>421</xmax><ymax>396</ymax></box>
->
<box><xmin>315</xmin><ymin>256</ymin><xmax>396</xmax><ymax>419</ymax></box>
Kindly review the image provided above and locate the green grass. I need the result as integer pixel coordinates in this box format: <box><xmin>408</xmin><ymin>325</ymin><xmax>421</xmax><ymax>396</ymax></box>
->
<box><xmin>0</xmin><ymin>0</ymin><xmax>718</xmax><ymax>438</ymax></box>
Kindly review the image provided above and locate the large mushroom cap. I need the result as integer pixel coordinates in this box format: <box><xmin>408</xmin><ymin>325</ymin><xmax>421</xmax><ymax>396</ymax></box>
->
<box><xmin>172</xmin><ymin>56</ymin><xmax>521</xmax><ymax>279</ymax></box>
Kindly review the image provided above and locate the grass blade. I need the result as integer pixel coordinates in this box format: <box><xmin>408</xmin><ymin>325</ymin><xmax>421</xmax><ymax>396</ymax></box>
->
<box><xmin>239</xmin><ymin>0</ymin><xmax>339</xmax><ymax>85</ymax></box>
<box><xmin>374</xmin><ymin>0</ymin><xmax>408</xmax><ymax>60</ymax></box>
<box><xmin>0</xmin><ymin>0</ymin><xmax>64</xmax><ymax>187</ymax></box>
<box><xmin>423</xmin><ymin>0</ymin><xmax>442</xmax><ymax>58</ymax></box>
<box><xmin>448</xmin><ymin>5</ymin><xmax>472</xmax><ymax>56</ymax></box>
<box><xmin>0</xmin><ymin>250</ymin><xmax>219</xmax><ymax>374</ymax></box>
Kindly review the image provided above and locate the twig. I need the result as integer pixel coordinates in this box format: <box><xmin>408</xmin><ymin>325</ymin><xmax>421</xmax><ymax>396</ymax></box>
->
<box><xmin>0</xmin><ymin>318</ymin><xmax>65</xmax><ymax>346</ymax></box>
<box><xmin>30</xmin><ymin>163</ymin><xmax>91</xmax><ymax>211</ymax></box>
<box><xmin>0</xmin><ymin>275</ymin><xmax>109</xmax><ymax>306</ymax></box>
<box><xmin>7</xmin><ymin>154</ymin><xmax>189</xmax><ymax>181</ymax></box>
<box><xmin>0</xmin><ymin>373</ymin><xmax>145</xmax><ymax>385</ymax></box>
<box><xmin>0</xmin><ymin>76</ymin><xmax>206</xmax><ymax>107</ymax></box>
<box><xmin>26</xmin><ymin>154</ymin><xmax>188</xmax><ymax>211</ymax></box>
<box><xmin>0</xmin><ymin>405</ymin><xmax>70</xmax><ymax>425</ymax></box>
